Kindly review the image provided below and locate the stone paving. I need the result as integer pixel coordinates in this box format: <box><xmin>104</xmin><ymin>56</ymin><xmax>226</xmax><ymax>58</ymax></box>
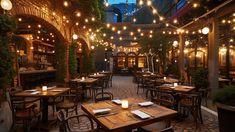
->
<box><xmin>14</xmin><ymin>76</ymin><xmax>219</xmax><ymax>132</ymax></box>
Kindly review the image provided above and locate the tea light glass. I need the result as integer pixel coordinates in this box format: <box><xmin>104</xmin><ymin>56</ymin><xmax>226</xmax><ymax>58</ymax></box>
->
<box><xmin>121</xmin><ymin>100</ymin><xmax>129</xmax><ymax>109</ymax></box>
<box><xmin>42</xmin><ymin>86</ymin><xmax>47</xmax><ymax>91</ymax></box>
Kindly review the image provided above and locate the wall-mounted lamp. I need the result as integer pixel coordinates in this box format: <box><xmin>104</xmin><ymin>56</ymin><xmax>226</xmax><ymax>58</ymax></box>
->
<box><xmin>1</xmin><ymin>0</ymin><xmax>12</xmax><ymax>10</ymax></box>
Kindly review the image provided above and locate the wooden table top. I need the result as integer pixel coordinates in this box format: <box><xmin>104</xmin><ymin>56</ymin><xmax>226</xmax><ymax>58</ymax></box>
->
<box><xmin>158</xmin><ymin>78</ymin><xmax>179</xmax><ymax>84</ymax></box>
<box><xmin>160</xmin><ymin>85</ymin><xmax>195</xmax><ymax>93</ymax></box>
<box><xmin>81</xmin><ymin>98</ymin><xmax>177</xmax><ymax>132</ymax></box>
<box><xmin>89</xmin><ymin>74</ymin><xmax>106</xmax><ymax>78</ymax></box>
<box><xmin>72</xmin><ymin>78</ymin><xmax>98</xmax><ymax>84</ymax></box>
<box><xmin>13</xmin><ymin>87</ymin><xmax>70</xmax><ymax>98</ymax></box>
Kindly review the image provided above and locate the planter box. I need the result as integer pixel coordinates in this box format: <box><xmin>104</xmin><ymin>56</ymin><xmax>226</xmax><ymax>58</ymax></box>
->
<box><xmin>216</xmin><ymin>103</ymin><xmax>235</xmax><ymax>132</ymax></box>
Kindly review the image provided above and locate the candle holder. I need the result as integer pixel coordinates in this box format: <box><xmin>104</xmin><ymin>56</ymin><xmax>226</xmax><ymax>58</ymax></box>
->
<box><xmin>121</xmin><ymin>100</ymin><xmax>129</xmax><ymax>109</ymax></box>
<box><xmin>173</xmin><ymin>83</ymin><xmax>178</xmax><ymax>87</ymax></box>
<box><xmin>81</xmin><ymin>77</ymin><xmax>85</xmax><ymax>80</ymax></box>
<box><xmin>42</xmin><ymin>86</ymin><xmax>47</xmax><ymax>91</ymax></box>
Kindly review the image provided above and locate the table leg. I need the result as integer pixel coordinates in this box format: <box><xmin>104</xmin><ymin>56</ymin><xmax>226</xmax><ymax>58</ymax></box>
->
<box><xmin>42</xmin><ymin>98</ymin><xmax>49</xmax><ymax>122</ymax></box>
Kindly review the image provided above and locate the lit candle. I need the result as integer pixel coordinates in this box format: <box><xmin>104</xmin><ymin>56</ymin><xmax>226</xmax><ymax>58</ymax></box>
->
<box><xmin>173</xmin><ymin>83</ymin><xmax>178</xmax><ymax>87</ymax></box>
<box><xmin>163</xmin><ymin>77</ymin><xmax>166</xmax><ymax>80</ymax></box>
<box><xmin>94</xmin><ymin>73</ymin><xmax>96</xmax><ymax>75</ymax></box>
<box><xmin>42</xmin><ymin>86</ymin><xmax>47</xmax><ymax>91</ymax></box>
<box><xmin>121</xmin><ymin>100</ymin><xmax>129</xmax><ymax>109</ymax></box>
<box><xmin>102</xmin><ymin>70</ymin><xmax>104</xmax><ymax>72</ymax></box>
<box><xmin>82</xmin><ymin>77</ymin><xmax>85</xmax><ymax>80</ymax></box>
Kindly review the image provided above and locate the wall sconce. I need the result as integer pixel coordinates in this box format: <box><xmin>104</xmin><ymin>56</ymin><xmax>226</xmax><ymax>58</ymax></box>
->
<box><xmin>1</xmin><ymin>0</ymin><xmax>12</xmax><ymax>10</ymax></box>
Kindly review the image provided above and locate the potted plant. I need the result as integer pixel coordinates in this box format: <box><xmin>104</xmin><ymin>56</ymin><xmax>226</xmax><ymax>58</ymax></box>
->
<box><xmin>213</xmin><ymin>85</ymin><xmax>235</xmax><ymax>132</ymax></box>
<box><xmin>190</xmin><ymin>68</ymin><xmax>208</xmax><ymax>89</ymax></box>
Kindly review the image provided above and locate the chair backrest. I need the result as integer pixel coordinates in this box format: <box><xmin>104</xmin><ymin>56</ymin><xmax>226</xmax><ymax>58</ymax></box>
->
<box><xmin>57</xmin><ymin>110</ymin><xmax>95</xmax><ymax>132</ymax></box>
<box><xmin>181</xmin><ymin>92</ymin><xmax>202</xmax><ymax>107</ymax></box>
<box><xmin>95</xmin><ymin>92</ymin><xmax>114</xmax><ymax>103</ymax></box>
<box><xmin>57</xmin><ymin>110</ymin><xmax>68</xmax><ymax>132</ymax></box>
<box><xmin>155</xmin><ymin>87</ymin><xmax>175</xmax><ymax>109</ymax></box>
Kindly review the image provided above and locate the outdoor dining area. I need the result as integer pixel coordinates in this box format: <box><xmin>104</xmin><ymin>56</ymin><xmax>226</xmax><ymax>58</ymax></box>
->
<box><xmin>0</xmin><ymin>0</ymin><xmax>235</xmax><ymax>132</ymax></box>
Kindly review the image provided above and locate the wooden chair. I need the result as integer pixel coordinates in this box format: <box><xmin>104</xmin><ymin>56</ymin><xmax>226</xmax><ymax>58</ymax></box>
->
<box><xmin>56</xmin><ymin>82</ymin><xmax>82</xmax><ymax>117</ymax></box>
<box><xmin>95</xmin><ymin>92</ymin><xmax>113</xmax><ymax>103</ymax></box>
<box><xmin>179</xmin><ymin>92</ymin><xmax>203</xmax><ymax>128</ymax></box>
<box><xmin>6</xmin><ymin>92</ymin><xmax>42</xmax><ymax>132</ymax></box>
<box><xmin>57</xmin><ymin>110</ymin><xmax>96</xmax><ymax>132</ymax></box>
<box><xmin>141</xmin><ymin>88</ymin><xmax>175</xmax><ymax>132</ymax></box>
<box><xmin>92</xmin><ymin>79</ymin><xmax>105</xmax><ymax>99</ymax></box>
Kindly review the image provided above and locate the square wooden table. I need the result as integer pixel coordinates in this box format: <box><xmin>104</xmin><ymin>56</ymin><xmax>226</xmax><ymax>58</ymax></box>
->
<box><xmin>14</xmin><ymin>87</ymin><xmax>70</xmax><ymax>122</ymax></box>
<box><xmin>81</xmin><ymin>98</ymin><xmax>177</xmax><ymax>132</ymax></box>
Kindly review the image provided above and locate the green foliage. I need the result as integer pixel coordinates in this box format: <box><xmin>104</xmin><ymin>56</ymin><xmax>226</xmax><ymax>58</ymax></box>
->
<box><xmin>55</xmin><ymin>42</ymin><xmax>66</xmax><ymax>83</ymax></box>
<box><xmin>81</xmin><ymin>45</ymin><xmax>95</xmax><ymax>74</ymax></box>
<box><xmin>165</xmin><ymin>64</ymin><xmax>179</xmax><ymax>76</ymax></box>
<box><xmin>69</xmin><ymin>42</ymin><xmax>77</xmax><ymax>78</ymax></box>
<box><xmin>190</xmin><ymin>68</ymin><xmax>208</xmax><ymax>89</ymax></box>
<box><xmin>0</xmin><ymin>14</ymin><xmax>17</xmax><ymax>33</ymax></box>
<box><xmin>0</xmin><ymin>14</ymin><xmax>17</xmax><ymax>91</ymax></box>
<box><xmin>138</xmin><ymin>33</ymin><xmax>174</xmax><ymax>72</ymax></box>
<box><xmin>213</xmin><ymin>85</ymin><xmax>235</xmax><ymax>104</ymax></box>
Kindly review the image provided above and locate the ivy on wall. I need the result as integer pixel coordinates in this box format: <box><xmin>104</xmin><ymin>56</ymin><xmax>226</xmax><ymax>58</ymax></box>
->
<box><xmin>0</xmin><ymin>14</ymin><xmax>17</xmax><ymax>92</ymax></box>
<box><xmin>69</xmin><ymin>42</ymin><xmax>77</xmax><ymax>78</ymax></box>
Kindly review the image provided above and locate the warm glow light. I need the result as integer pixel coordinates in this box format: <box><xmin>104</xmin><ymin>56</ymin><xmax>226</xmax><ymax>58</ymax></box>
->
<box><xmin>52</xmin><ymin>12</ymin><xmax>56</xmax><ymax>16</ymax></box>
<box><xmin>152</xmin><ymin>9</ymin><xmax>157</xmax><ymax>14</ymax></box>
<box><xmin>202</xmin><ymin>27</ymin><xmax>209</xmax><ymax>34</ymax></box>
<box><xmin>139</xmin><ymin>0</ymin><xmax>143</xmax><ymax>5</ymax></box>
<box><xmin>63</xmin><ymin>1</ymin><xmax>68</xmax><ymax>7</ymax></box>
<box><xmin>123</xmin><ymin>26</ymin><xmax>127</xmax><ymax>30</ymax></box>
<box><xmin>42</xmin><ymin>86</ymin><xmax>47</xmax><ymax>91</ymax></box>
<box><xmin>133</xmin><ymin>18</ymin><xmax>136</xmax><ymax>22</ymax></box>
<box><xmin>112</xmin><ymin>27</ymin><xmax>116</xmax><ymax>31</ymax></box>
<box><xmin>76</xmin><ymin>22</ymin><xmax>79</xmax><ymax>26</ymax></box>
<box><xmin>137</xmin><ymin>29</ymin><xmax>141</xmax><ymax>32</ymax></box>
<box><xmin>103</xmin><ymin>33</ymin><xmax>106</xmax><ymax>37</ymax></box>
<box><xmin>106</xmin><ymin>23</ymin><xmax>110</xmax><ymax>28</ymax></box>
<box><xmin>193</xmin><ymin>3</ymin><xmax>198</xmax><ymax>8</ymax></box>
<box><xmin>76</xmin><ymin>12</ymin><xmax>81</xmax><ymax>17</ymax></box>
<box><xmin>119</xmin><ymin>37</ymin><xmax>122</xmax><ymax>40</ymax></box>
<box><xmin>173</xmin><ymin>19</ymin><xmax>178</xmax><ymax>24</ymax></box>
<box><xmin>153</xmin><ymin>19</ymin><xmax>156</xmax><ymax>23</ymax></box>
<box><xmin>121</xmin><ymin>100</ymin><xmax>128</xmax><ymax>109</ymax></box>
<box><xmin>38</xmin><ymin>24</ymin><xmax>41</xmax><ymax>28</ymax></box>
<box><xmin>85</xmin><ymin>19</ymin><xmax>88</xmax><ymax>23</ymax></box>
<box><xmin>110</xmin><ymin>36</ymin><xmax>114</xmax><ymax>39</ymax></box>
<box><xmin>150</xmin><ymin>30</ymin><xmax>153</xmax><ymax>34</ymax></box>
<box><xmin>173</xmin><ymin>41</ymin><xmax>178</xmax><ymax>47</ymax></box>
<box><xmin>105</xmin><ymin>2</ymin><xmax>109</xmax><ymax>7</ymax></box>
<box><xmin>159</xmin><ymin>16</ymin><xmax>164</xmax><ymax>21</ymax></box>
<box><xmin>18</xmin><ymin>18</ymin><xmax>22</xmax><ymax>22</ymax></box>
<box><xmin>1</xmin><ymin>0</ymin><xmax>12</xmax><ymax>10</ymax></box>
<box><xmin>73</xmin><ymin>34</ymin><xmax>78</xmax><ymax>40</ymax></box>
<box><xmin>222</xmin><ymin>19</ymin><xmax>226</xmax><ymax>23</ymax></box>
<box><xmin>165</xmin><ymin>23</ymin><xmax>169</xmax><ymax>27</ymax></box>
<box><xmin>130</xmin><ymin>32</ymin><xmax>134</xmax><ymax>36</ymax></box>
<box><xmin>117</xmin><ymin>30</ymin><xmax>121</xmax><ymax>34</ymax></box>
<box><xmin>91</xmin><ymin>45</ymin><xmax>95</xmax><ymax>50</ymax></box>
<box><xmin>147</xmin><ymin>0</ymin><xmax>152</xmax><ymax>6</ymax></box>
<box><xmin>141</xmin><ymin>33</ymin><xmax>144</xmax><ymax>36</ymax></box>
<box><xmin>185</xmin><ymin>41</ymin><xmax>190</xmax><ymax>46</ymax></box>
<box><xmin>91</xmin><ymin>17</ymin><xmax>95</xmax><ymax>21</ymax></box>
<box><xmin>28</xmin><ymin>25</ymin><xmax>31</xmax><ymax>28</ymax></box>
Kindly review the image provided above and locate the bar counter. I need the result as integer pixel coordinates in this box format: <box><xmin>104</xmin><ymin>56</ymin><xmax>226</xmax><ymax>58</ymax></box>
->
<box><xmin>19</xmin><ymin>69</ymin><xmax>56</xmax><ymax>89</ymax></box>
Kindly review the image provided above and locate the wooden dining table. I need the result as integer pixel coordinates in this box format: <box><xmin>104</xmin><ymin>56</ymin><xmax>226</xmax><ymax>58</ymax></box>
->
<box><xmin>81</xmin><ymin>98</ymin><xmax>177</xmax><ymax>132</ymax></box>
<box><xmin>89</xmin><ymin>73</ymin><xmax>106</xmax><ymax>78</ymax></box>
<box><xmin>13</xmin><ymin>87</ymin><xmax>70</xmax><ymax>122</ymax></box>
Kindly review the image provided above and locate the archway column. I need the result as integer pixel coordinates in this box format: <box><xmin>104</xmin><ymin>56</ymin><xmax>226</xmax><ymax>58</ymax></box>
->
<box><xmin>178</xmin><ymin>34</ymin><xmax>185</xmax><ymax>82</ymax></box>
<box><xmin>208</xmin><ymin>17</ymin><xmax>219</xmax><ymax>95</ymax></box>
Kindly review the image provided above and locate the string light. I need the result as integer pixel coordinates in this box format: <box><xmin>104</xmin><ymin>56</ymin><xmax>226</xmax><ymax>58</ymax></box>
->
<box><xmin>123</xmin><ymin>26</ymin><xmax>127</xmax><ymax>30</ymax></box>
<box><xmin>76</xmin><ymin>12</ymin><xmax>81</xmax><ymax>17</ymax></box>
<box><xmin>159</xmin><ymin>16</ymin><xmax>164</xmax><ymax>21</ymax></box>
<box><xmin>147</xmin><ymin>0</ymin><xmax>152</xmax><ymax>6</ymax></box>
<box><xmin>63</xmin><ymin>1</ymin><xmax>68</xmax><ymax>7</ymax></box>
<box><xmin>106</xmin><ymin>23</ymin><xmax>110</xmax><ymax>28</ymax></box>
<box><xmin>173</xmin><ymin>19</ymin><xmax>178</xmax><ymax>24</ymax></box>
<box><xmin>137</xmin><ymin>29</ymin><xmax>141</xmax><ymax>32</ymax></box>
<box><xmin>153</xmin><ymin>19</ymin><xmax>156</xmax><ymax>23</ymax></box>
<box><xmin>139</xmin><ymin>0</ymin><xmax>143</xmax><ymax>5</ymax></box>
<box><xmin>133</xmin><ymin>18</ymin><xmax>136</xmax><ymax>22</ymax></box>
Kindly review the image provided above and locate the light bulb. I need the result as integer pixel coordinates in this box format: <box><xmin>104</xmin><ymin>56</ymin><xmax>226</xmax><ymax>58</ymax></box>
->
<box><xmin>1</xmin><ymin>0</ymin><xmax>12</xmax><ymax>10</ymax></box>
<box><xmin>73</xmin><ymin>34</ymin><xmax>78</xmax><ymax>40</ymax></box>
<box><xmin>202</xmin><ymin>27</ymin><xmax>209</xmax><ymax>35</ymax></box>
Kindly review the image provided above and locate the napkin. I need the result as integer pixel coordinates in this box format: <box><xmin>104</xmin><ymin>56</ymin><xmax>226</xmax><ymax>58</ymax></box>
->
<box><xmin>93</xmin><ymin>108</ymin><xmax>111</xmax><ymax>115</ymax></box>
<box><xmin>112</xmin><ymin>99</ymin><xmax>122</xmax><ymax>105</ymax></box>
<box><xmin>31</xmin><ymin>91</ymin><xmax>40</xmax><ymax>94</ymax></box>
<box><xmin>131</xmin><ymin>110</ymin><xmax>150</xmax><ymax>119</ymax></box>
<box><xmin>25</xmin><ymin>89</ymin><xmax>37</xmax><ymax>92</ymax></box>
<box><xmin>138</xmin><ymin>101</ymin><xmax>154</xmax><ymax>107</ymax></box>
<box><xmin>50</xmin><ymin>89</ymin><xmax>63</xmax><ymax>92</ymax></box>
<box><xmin>47</xmin><ymin>86</ymin><xmax>56</xmax><ymax>89</ymax></box>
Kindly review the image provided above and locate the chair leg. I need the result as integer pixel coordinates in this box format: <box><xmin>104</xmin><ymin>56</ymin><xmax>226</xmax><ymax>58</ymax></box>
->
<box><xmin>199</xmin><ymin>107</ymin><xmax>203</xmax><ymax>124</ymax></box>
